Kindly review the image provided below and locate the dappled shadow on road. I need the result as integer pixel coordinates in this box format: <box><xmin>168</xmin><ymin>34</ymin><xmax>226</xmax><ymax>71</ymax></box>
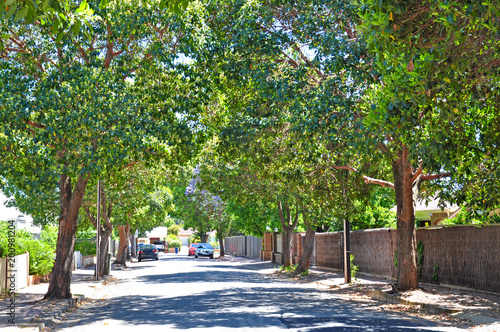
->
<box><xmin>136</xmin><ymin>268</ymin><xmax>270</xmax><ymax>285</ymax></box>
<box><xmin>54</xmin><ymin>256</ymin><xmax>447</xmax><ymax>331</ymax></box>
<box><xmin>58</xmin><ymin>285</ymin><xmax>442</xmax><ymax>331</ymax></box>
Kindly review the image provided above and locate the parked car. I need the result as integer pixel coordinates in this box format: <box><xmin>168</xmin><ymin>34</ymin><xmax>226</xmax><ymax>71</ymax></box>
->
<box><xmin>153</xmin><ymin>241</ymin><xmax>165</xmax><ymax>252</ymax></box>
<box><xmin>138</xmin><ymin>244</ymin><xmax>159</xmax><ymax>262</ymax></box>
<box><xmin>188</xmin><ymin>243</ymin><xmax>199</xmax><ymax>256</ymax></box>
<box><xmin>195</xmin><ymin>243</ymin><xmax>214</xmax><ymax>259</ymax></box>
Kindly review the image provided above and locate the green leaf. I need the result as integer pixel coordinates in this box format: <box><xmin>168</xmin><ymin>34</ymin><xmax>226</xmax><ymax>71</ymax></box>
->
<box><xmin>14</xmin><ymin>6</ymin><xmax>29</xmax><ymax>20</ymax></box>
<box><xmin>6</xmin><ymin>4</ymin><xmax>16</xmax><ymax>17</ymax></box>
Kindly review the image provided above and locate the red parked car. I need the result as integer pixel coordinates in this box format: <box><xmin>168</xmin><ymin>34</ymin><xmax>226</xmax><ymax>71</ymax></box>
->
<box><xmin>188</xmin><ymin>243</ymin><xmax>199</xmax><ymax>256</ymax></box>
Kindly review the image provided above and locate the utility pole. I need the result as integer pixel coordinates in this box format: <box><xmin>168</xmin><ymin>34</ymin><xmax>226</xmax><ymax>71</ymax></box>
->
<box><xmin>343</xmin><ymin>217</ymin><xmax>351</xmax><ymax>283</ymax></box>
<box><xmin>343</xmin><ymin>170</ymin><xmax>351</xmax><ymax>283</ymax></box>
<box><xmin>95</xmin><ymin>180</ymin><xmax>101</xmax><ymax>281</ymax></box>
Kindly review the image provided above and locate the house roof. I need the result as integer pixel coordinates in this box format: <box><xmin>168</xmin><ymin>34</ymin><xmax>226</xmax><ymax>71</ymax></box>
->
<box><xmin>179</xmin><ymin>228</ymin><xmax>194</xmax><ymax>237</ymax></box>
<box><xmin>391</xmin><ymin>197</ymin><xmax>459</xmax><ymax>221</ymax></box>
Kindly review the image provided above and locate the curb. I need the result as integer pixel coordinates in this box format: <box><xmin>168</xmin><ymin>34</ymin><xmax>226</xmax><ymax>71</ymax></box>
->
<box><xmin>365</xmin><ymin>289</ymin><xmax>462</xmax><ymax>314</ymax></box>
<box><xmin>22</xmin><ymin>294</ymin><xmax>85</xmax><ymax>331</ymax></box>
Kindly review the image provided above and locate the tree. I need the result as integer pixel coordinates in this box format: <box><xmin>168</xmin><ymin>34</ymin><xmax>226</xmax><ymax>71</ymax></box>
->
<box><xmin>197</xmin><ymin>0</ymin><xmax>377</xmax><ymax>270</ymax></box>
<box><xmin>354</xmin><ymin>0</ymin><xmax>500</xmax><ymax>290</ymax></box>
<box><xmin>0</xmin><ymin>0</ymin><xmax>205</xmax><ymax>298</ymax></box>
<box><xmin>175</xmin><ymin>167</ymin><xmax>213</xmax><ymax>243</ymax></box>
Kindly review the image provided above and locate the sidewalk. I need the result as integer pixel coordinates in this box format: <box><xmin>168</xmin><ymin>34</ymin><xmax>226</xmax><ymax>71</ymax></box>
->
<box><xmin>0</xmin><ymin>266</ymin><xmax>109</xmax><ymax>332</ymax></box>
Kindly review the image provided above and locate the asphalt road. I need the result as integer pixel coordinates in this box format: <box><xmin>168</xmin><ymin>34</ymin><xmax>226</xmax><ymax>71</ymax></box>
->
<box><xmin>50</xmin><ymin>252</ymin><xmax>462</xmax><ymax>332</ymax></box>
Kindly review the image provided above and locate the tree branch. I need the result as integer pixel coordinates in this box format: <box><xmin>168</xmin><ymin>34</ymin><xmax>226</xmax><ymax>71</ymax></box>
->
<box><xmin>83</xmin><ymin>203</ymin><xmax>97</xmax><ymax>229</ymax></box>
<box><xmin>421</xmin><ymin>172</ymin><xmax>451</xmax><ymax>181</ymax></box>
<box><xmin>362</xmin><ymin>176</ymin><xmax>395</xmax><ymax>189</ymax></box>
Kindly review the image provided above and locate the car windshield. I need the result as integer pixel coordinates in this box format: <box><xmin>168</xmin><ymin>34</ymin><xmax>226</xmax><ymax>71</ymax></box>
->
<box><xmin>198</xmin><ymin>244</ymin><xmax>212</xmax><ymax>249</ymax></box>
<box><xmin>154</xmin><ymin>242</ymin><xmax>163</xmax><ymax>245</ymax></box>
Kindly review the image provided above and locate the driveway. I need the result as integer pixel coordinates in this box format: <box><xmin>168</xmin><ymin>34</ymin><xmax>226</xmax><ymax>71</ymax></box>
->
<box><xmin>47</xmin><ymin>253</ymin><xmax>462</xmax><ymax>331</ymax></box>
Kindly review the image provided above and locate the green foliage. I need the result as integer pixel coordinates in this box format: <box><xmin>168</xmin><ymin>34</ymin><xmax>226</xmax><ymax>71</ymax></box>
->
<box><xmin>0</xmin><ymin>221</ymin><xmax>55</xmax><ymax>275</ymax></box>
<box><xmin>352</xmin><ymin>187</ymin><xmax>397</xmax><ymax>230</ymax></box>
<box><xmin>167</xmin><ymin>234</ymin><xmax>178</xmax><ymax>241</ymax></box>
<box><xmin>417</xmin><ymin>241</ymin><xmax>424</xmax><ymax>277</ymax></box>
<box><xmin>167</xmin><ymin>238</ymin><xmax>182</xmax><ymax>249</ymax></box>
<box><xmin>0</xmin><ymin>222</ymin><xmax>32</xmax><ymax>257</ymax></box>
<box><xmin>350</xmin><ymin>254</ymin><xmax>359</xmax><ymax>281</ymax></box>
<box><xmin>75</xmin><ymin>240</ymin><xmax>96</xmax><ymax>256</ymax></box>
<box><xmin>279</xmin><ymin>264</ymin><xmax>297</xmax><ymax>273</ymax></box>
<box><xmin>40</xmin><ymin>224</ymin><xmax>58</xmax><ymax>247</ymax></box>
<box><xmin>167</xmin><ymin>224</ymin><xmax>181</xmax><ymax>237</ymax></box>
<box><xmin>22</xmin><ymin>240</ymin><xmax>55</xmax><ymax>276</ymax></box>
<box><xmin>209</xmin><ymin>241</ymin><xmax>219</xmax><ymax>249</ymax></box>
<box><xmin>432</xmin><ymin>265</ymin><xmax>439</xmax><ymax>282</ymax></box>
<box><xmin>187</xmin><ymin>234</ymin><xmax>200</xmax><ymax>245</ymax></box>
<box><xmin>442</xmin><ymin>208</ymin><xmax>500</xmax><ymax>225</ymax></box>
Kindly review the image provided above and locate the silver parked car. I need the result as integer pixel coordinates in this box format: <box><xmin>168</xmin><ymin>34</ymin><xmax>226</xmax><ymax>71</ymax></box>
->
<box><xmin>195</xmin><ymin>243</ymin><xmax>214</xmax><ymax>259</ymax></box>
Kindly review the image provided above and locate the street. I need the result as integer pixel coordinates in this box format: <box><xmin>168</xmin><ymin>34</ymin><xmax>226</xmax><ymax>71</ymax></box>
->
<box><xmin>49</xmin><ymin>252</ymin><xmax>462</xmax><ymax>331</ymax></box>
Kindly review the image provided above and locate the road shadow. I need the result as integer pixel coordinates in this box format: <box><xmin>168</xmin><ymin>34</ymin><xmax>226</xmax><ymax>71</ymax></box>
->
<box><xmin>56</xmin><ymin>284</ymin><xmax>444</xmax><ymax>331</ymax></box>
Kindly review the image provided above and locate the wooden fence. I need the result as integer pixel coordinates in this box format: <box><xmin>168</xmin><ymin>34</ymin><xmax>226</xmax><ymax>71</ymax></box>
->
<box><xmin>288</xmin><ymin>224</ymin><xmax>500</xmax><ymax>293</ymax></box>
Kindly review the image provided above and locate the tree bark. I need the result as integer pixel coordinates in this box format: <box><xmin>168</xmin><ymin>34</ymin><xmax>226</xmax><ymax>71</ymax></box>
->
<box><xmin>200</xmin><ymin>232</ymin><xmax>208</xmax><ymax>243</ymax></box>
<box><xmin>114</xmin><ymin>224</ymin><xmax>129</xmax><ymax>265</ymax></box>
<box><xmin>218</xmin><ymin>237</ymin><xmax>225</xmax><ymax>257</ymax></box>
<box><xmin>294</xmin><ymin>226</ymin><xmax>315</xmax><ymax>275</ymax></box>
<box><xmin>126</xmin><ymin>224</ymin><xmax>131</xmax><ymax>261</ymax></box>
<box><xmin>44</xmin><ymin>173</ymin><xmax>89</xmax><ymax>299</ymax></box>
<box><xmin>277</xmin><ymin>200</ymin><xmax>299</xmax><ymax>268</ymax></box>
<box><xmin>129</xmin><ymin>231</ymin><xmax>137</xmax><ymax>258</ymax></box>
<box><xmin>83</xmin><ymin>185</ymin><xmax>113</xmax><ymax>279</ymax></box>
<box><xmin>392</xmin><ymin>145</ymin><xmax>419</xmax><ymax>291</ymax></box>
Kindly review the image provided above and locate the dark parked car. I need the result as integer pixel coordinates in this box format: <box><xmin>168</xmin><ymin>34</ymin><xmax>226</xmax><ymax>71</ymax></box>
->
<box><xmin>188</xmin><ymin>243</ymin><xmax>199</xmax><ymax>256</ymax></box>
<box><xmin>195</xmin><ymin>243</ymin><xmax>214</xmax><ymax>259</ymax></box>
<box><xmin>138</xmin><ymin>244</ymin><xmax>159</xmax><ymax>262</ymax></box>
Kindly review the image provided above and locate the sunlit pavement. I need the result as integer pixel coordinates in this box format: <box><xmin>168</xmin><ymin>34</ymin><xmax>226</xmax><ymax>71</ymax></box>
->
<box><xmin>50</xmin><ymin>252</ymin><xmax>463</xmax><ymax>331</ymax></box>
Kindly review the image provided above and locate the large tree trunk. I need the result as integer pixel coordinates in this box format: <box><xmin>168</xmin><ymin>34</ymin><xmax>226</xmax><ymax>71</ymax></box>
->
<box><xmin>277</xmin><ymin>200</ymin><xmax>299</xmax><ymax>268</ymax></box>
<box><xmin>200</xmin><ymin>232</ymin><xmax>208</xmax><ymax>243</ymax></box>
<box><xmin>126</xmin><ymin>224</ymin><xmax>131</xmax><ymax>261</ymax></box>
<box><xmin>218</xmin><ymin>237</ymin><xmax>225</xmax><ymax>257</ymax></box>
<box><xmin>97</xmin><ymin>232</ymin><xmax>111</xmax><ymax>277</ymax></box>
<box><xmin>83</xmin><ymin>184</ymin><xmax>113</xmax><ymax>279</ymax></box>
<box><xmin>392</xmin><ymin>145</ymin><xmax>419</xmax><ymax>291</ymax></box>
<box><xmin>129</xmin><ymin>231</ymin><xmax>137</xmax><ymax>258</ymax></box>
<box><xmin>44</xmin><ymin>174</ymin><xmax>89</xmax><ymax>299</ymax></box>
<box><xmin>294</xmin><ymin>226</ymin><xmax>315</xmax><ymax>276</ymax></box>
<box><xmin>114</xmin><ymin>224</ymin><xmax>130</xmax><ymax>265</ymax></box>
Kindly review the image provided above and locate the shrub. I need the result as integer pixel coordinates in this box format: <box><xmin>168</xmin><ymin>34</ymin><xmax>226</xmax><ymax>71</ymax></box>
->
<box><xmin>22</xmin><ymin>240</ymin><xmax>54</xmax><ymax>276</ymax></box>
<box><xmin>75</xmin><ymin>240</ymin><xmax>96</xmax><ymax>256</ymax></box>
<box><xmin>0</xmin><ymin>221</ymin><xmax>55</xmax><ymax>276</ymax></box>
<box><xmin>168</xmin><ymin>239</ymin><xmax>182</xmax><ymax>248</ymax></box>
<box><xmin>209</xmin><ymin>241</ymin><xmax>219</xmax><ymax>249</ymax></box>
<box><xmin>350</xmin><ymin>254</ymin><xmax>359</xmax><ymax>282</ymax></box>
